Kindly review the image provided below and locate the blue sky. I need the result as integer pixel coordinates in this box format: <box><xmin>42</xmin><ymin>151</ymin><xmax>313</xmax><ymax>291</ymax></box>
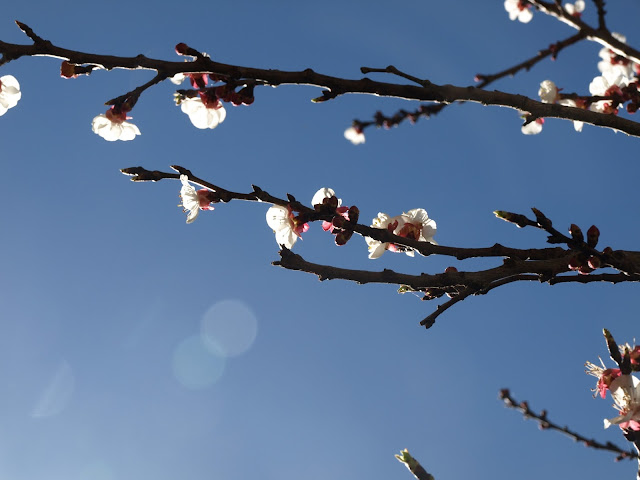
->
<box><xmin>1</xmin><ymin>1</ymin><xmax>640</xmax><ymax>479</ymax></box>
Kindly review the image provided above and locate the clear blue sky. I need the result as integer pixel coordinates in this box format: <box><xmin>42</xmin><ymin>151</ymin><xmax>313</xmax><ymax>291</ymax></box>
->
<box><xmin>1</xmin><ymin>1</ymin><xmax>640</xmax><ymax>479</ymax></box>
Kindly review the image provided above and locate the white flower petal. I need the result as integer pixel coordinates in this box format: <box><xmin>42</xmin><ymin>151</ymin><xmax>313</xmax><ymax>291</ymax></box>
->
<box><xmin>366</xmin><ymin>238</ymin><xmax>387</xmax><ymax>259</ymax></box>
<box><xmin>91</xmin><ymin>113</ymin><xmax>140</xmax><ymax>142</ymax></box>
<box><xmin>538</xmin><ymin>80</ymin><xmax>558</xmax><ymax>103</ymax></box>
<box><xmin>521</xmin><ymin>119</ymin><xmax>543</xmax><ymax>135</ymax></box>
<box><xmin>311</xmin><ymin>187</ymin><xmax>337</xmax><ymax>207</ymax></box>
<box><xmin>344</xmin><ymin>126</ymin><xmax>365</xmax><ymax>145</ymax></box>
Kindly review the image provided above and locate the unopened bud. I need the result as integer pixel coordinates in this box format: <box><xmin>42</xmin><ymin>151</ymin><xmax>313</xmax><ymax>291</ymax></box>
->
<box><xmin>175</xmin><ymin>43</ymin><xmax>201</xmax><ymax>57</ymax></box>
<box><xmin>494</xmin><ymin>210</ymin><xmax>530</xmax><ymax>228</ymax></box>
<box><xmin>444</xmin><ymin>266</ymin><xmax>458</xmax><ymax>274</ymax></box>
<box><xmin>237</xmin><ymin>85</ymin><xmax>255</xmax><ymax>106</ymax></box>
<box><xmin>335</xmin><ymin>230</ymin><xmax>353</xmax><ymax>246</ymax></box>
<box><xmin>603</xmin><ymin>246</ymin><xmax>613</xmax><ymax>255</ymax></box>
<box><xmin>531</xmin><ymin>208</ymin><xmax>552</xmax><ymax>229</ymax></box>
<box><xmin>348</xmin><ymin>206</ymin><xmax>359</xmax><ymax>224</ymax></box>
<box><xmin>587</xmin><ymin>225</ymin><xmax>600</xmax><ymax>248</ymax></box>
<box><xmin>587</xmin><ymin>256</ymin><xmax>601</xmax><ymax>269</ymax></box>
<box><xmin>332</xmin><ymin>215</ymin><xmax>346</xmax><ymax>228</ymax></box>
<box><xmin>60</xmin><ymin>61</ymin><xmax>77</xmax><ymax>79</ymax></box>
<box><xmin>578</xmin><ymin>265</ymin><xmax>594</xmax><ymax>275</ymax></box>
<box><xmin>569</xmin><ymin>224</ymin><xmax>584</xmax><ymax>243</ymax></box>
<box><xmin>230</xmin><ymin>92</ymin><xmax>243</xmax><ymax>107</ymax></box>
<box><xmin>568</xmin><ymin>256</ymin><xmax>581</xmax><ymax>271</ymax></box>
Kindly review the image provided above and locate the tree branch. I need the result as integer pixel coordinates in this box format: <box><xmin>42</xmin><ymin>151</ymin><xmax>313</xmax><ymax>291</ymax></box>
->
<box><xmin>500</xmin><ymin>389</ymin><xmax>639</xmax><ymax>461</ymax></box>
<box><xmin>2</xmin><ymin>22</ymin><xmax>640</xmax><ymax>137</ymax></box>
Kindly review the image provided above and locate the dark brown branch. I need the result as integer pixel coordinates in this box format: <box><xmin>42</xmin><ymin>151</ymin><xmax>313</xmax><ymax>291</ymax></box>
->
<box><xmin>420</xmin><ymin>286</ymin><xmax>476</xmax><ymax>328</ymax></box>
<box><xmin>499</xmin><ymin>389</ymin><xmax>639</xmax><ymax>461</ymax></box>
<box><xmin>475</xmin><ymin>32</ymin><xmax>586</xmax><ymax>85</ymax></box>
<box><xmin>591</xmin><ymin>0</ymin><xmax>607</xmax><ymax>31</ymax></box>
<box><xmin>528</xmin><ymin>0</ymin><xmax>640</xmax><ymax>63</ymax></box>
<box><xmin>122</xmin><ymin>167</ymin><xmax>640</xmax><ymax>327</ymax></box>
<box><xmin>2</xmin><ymin>22</ymin><xmax>640</xmax><ymax>137</ymax></box>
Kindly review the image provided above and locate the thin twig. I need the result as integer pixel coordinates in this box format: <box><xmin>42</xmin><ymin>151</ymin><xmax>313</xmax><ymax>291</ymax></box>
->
<box><xmin>500</xmin><ymin>389</ymin><xmax>639</xmax><ymax>461</ymax></box>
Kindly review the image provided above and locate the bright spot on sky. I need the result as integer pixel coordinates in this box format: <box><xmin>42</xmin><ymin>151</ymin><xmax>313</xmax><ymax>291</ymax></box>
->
<box><xmin>201</xmin><ymin>299</ymin><xmax>258</xmax><ymax>358</ymax></box>
<box><xmin>31</xmin><ymin>360</ymin><xmax>75</xmax><ymax>418</ymax></box>
<box><xmin>172</xmin><ymin>335</ymin><xmax>226</xmax><ymax>389</ymax></box>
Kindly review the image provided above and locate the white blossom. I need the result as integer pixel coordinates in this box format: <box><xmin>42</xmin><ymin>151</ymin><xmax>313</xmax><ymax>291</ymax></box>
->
<box><xmin>344</xmin><ymin>126</ymin><xmax>365</xmax><ymax>145</ymax></box>
<box><xmin>564</xmin><ymin>0</ymin><xmax>584</xmax><ymax>16</ymax></box>
<box><xmin>504</xmin><ymin>0</ymin><xmax>533</xmax><ymax>23</ymax></box>
<box><xmin>0</xmin><ymin>75</ymin><xmax>21</xmax><ymax>116</ymax></box>
<box><xmin>91</xmin><ymin>113</ymin><xmax>141</xmax><ymax>142</ymax></box>
<box><xmin>589</xmin><ymin>70</ymin><xmax>628</xmax><ymax>113</ymax></box>
<box><xmin>521</xmin><ymin>118</ymin><xmax>544</xmax><ymax>135</ymax></box>
<box><xmin>180</xmin><ymin>97</ymin><xmax>226</xmax><ymax>130</ymax></box>
<box><xmin>538</xmin><ymin>80</ymin><xmax>558</xmax><ymax>104</ymax></box>
<box><xmin>311</xmin><ymin>187</ymin><xmax>340</xmax><ymax>207</ymax></box>
<box><xmin>170</xmin><ymin>73</ymin><xmax>186</xmax><ymax>85</ymax></box>
<box><xmin>266</xmin><ymin>205</ymin><xmax>307</xmax><ymax>249</ymax></box>
<box><xmin>558</xmin><ymin>99</ymin><xmax>584</xmax><ymax>131</ymax></box>
<box><xmin>179</xmin><ymin>175</ymin><xmax>201</xmax><ymax>224</ymax></box>
<box><xmin>597</xmin><ymin>33</ymin><xmax>635</xmax><ymax>78</ymax></box>
<box><xmin>604</xmin><ymin>374</ymin><xmax>640</xmax><ymax>429</ymax></box>
<box><xmin>365</xmin><ymin>210</ymin><xmax>437</xmax><ymax>259</ymax></box>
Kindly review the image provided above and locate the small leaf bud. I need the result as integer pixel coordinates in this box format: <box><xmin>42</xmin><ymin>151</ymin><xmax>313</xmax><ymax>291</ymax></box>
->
<box><xmin>531</xmin><ymin>207</ymin><xmax>552</xmax><ymax>229</ymax></box>
<box><xmin>569</xmin><ymin>224</ymin><xmax>584</xmax><ymax>243</ymax></box>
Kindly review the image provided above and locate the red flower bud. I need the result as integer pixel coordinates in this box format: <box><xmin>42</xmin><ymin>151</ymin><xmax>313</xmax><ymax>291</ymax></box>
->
<box><xmin>587</xmin><ymin>225</ymin><xmax>600</xmax><ymax>248</ymax></box>
<box><xmin>587</xmin><ymin>256</ymin><xmax>601</xmax><ymax>270</ymax></box>
<box><xmin>332</xmin><ymin>215</ymin><xmax>346</xmax><ymax>228</ymax></box>
<box><xmin>175</xmin><ymin>43</ymin><xmax>189</xmax><ymax>55</ymax></box>
<box><xmin>568</xmin><ymin>257</ymin><xmax>581</xmax><ymax>271</ymax></box>
<box><xmin>60</xmin><ymin>61</ymin><xmax>77</xmax><ymax>79</ymax></box>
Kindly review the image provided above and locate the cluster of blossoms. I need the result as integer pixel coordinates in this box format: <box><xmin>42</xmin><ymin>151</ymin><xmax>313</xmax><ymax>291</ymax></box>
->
<box><xmin>504</xmin><ymin>1</ymin><xmax>584</xmax><ymax>24</ymax></box>
<box><xmin>311</xmin><ymin>188</ymin><xmax>360</xmax><ymax>245</ymax></box>
<box><xmin>365</xmin><ymin>209</ymin><xmax>437</xmax><ymax>259</ymax></box>
<box><xmin>87</xmin><ymin>41</ymin><xmax>256</xmax><ymax>141</ymax></box>
<box><xmin>521</xmin><ymin>30</ymin><xmax>640</xmax><ymax>135</ymax></box>
<box><xmin>178</xmin><ymin>181</ymin><xmax>436</xmax><ymax>258</ymax></box>
<box><xmin>178</xmin><ymin>175</ymin><xmax>218</xmax><ymax>223</ymax></box>
<box><xmin>586</xmin><ymin>342</ymin><xmax>640</xmax><ymax>430</ymax></box>
<box><xmin>175</xmin><ymin>75</ymin><xmax>255</xmax><ymax>130</ymax></box>
<box><xmin>0</xmin><ymin>75</ymin><xmax>21</xmax><ymax>116</ymax></box>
